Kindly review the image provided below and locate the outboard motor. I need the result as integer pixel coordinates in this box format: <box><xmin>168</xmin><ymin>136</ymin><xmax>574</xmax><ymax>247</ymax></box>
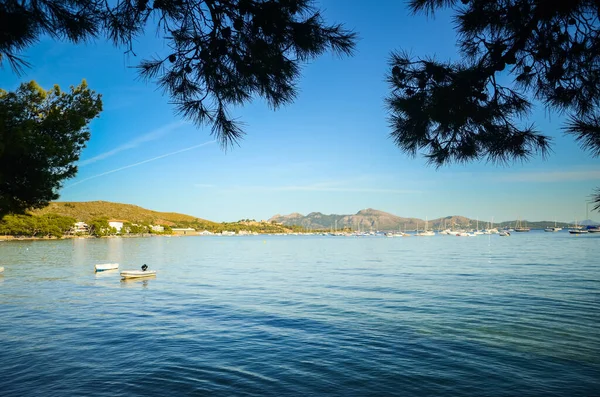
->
<box><xmin>141</xmin><ymin>264</ymin><xmax>148</xmax><ymax>271</ymax></box>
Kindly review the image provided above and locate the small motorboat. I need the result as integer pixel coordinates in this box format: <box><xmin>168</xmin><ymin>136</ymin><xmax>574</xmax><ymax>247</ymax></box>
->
<box><xmin>94</xmin><ymin>263</ymin><xmax>119</xmax><ymax>272</ymax></box>
<box><xmin>120</xmin><ymin>270</ymin><xmax>156</xmax><ymax>279</ymax></box>
<box><xmin>120</xmin><ymin>264</ymin><xmax>156</xmax><ymax>279</ymax></box>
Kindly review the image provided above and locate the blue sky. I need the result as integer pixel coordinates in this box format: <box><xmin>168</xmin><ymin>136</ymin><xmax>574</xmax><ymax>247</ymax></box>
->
<box><xmin>1</xmin><ymin>0</ymin><xmax>598</xmax><ymax>223</ymax></box>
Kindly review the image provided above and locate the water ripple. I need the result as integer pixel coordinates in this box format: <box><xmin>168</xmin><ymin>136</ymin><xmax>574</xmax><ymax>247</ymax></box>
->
<box><xmin>0</xmin><ymin>234</ymin><xmax>598</xmax><ymax>396</ymax></box>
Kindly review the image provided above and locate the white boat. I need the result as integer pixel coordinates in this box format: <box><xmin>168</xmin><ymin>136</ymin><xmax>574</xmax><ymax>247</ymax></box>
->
<box><xmin>499</xmin><ymin>231</ymin><xmax>510</xmax><ymax>236</ymax></box>
<box><xmin>120</xmin><ymin>270</ymin><xmax>157</xmax><ymax>279</ymax></box>
<box><xmin>545</xmin><ymin>219</ymin><xmax>562</xmax><ymax>232</ymax></box>
<box><xmin>417</xmin><ymin>217</ymin><xmax>435</xmax><ymax>236</ymax></box>
<box><xmin>94</xmin><ymin>263</ymin><xmax>119</xmax><ymax>272</ymax></box>
<box><xmin>455</xmin><ymin>232</ymin><xmax>475</xmax><ymax>237</ymax></box>
<box><xmin>569</xmin><ymin>220</ymin><xmax>587</xmax><ymax>234</ymax></box>
<box><xmin>0</xmin><ymin>266</ymin><xmax>4</xmax><ymax>273</ymax></box>
<box><xmin>545</xmin><ymin>227</ymin><xmax>561</xmax><ymax>232</ymax></box>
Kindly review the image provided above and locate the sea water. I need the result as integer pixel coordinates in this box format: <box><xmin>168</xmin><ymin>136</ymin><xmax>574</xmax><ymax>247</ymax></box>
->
<box><xmin>0</xmin><ymin>232</ymin><xmax>598</xmax><ymax>396</ymax></box>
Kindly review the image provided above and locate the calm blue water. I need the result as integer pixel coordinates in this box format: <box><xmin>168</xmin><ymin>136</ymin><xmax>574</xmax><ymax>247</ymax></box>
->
<box><xmin>1</xmin><ymin>232</ymin><xmax>598</xmax><ymax>396</ymax></box>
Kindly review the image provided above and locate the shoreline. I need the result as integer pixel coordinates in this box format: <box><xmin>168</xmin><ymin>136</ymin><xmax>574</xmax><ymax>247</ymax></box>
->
<box><xmin>0</xmin><ymin>234</ymin><xmax>166</xmax><ymax>241</ymax></box>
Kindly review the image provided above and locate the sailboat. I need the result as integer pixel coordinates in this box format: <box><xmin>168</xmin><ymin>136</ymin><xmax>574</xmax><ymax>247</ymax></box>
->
<box><xmin>545</xmin><ymin>220</ymin><xmax>562</xmax><ymax>232</ymax></box>
<box><xmin>417</xmin><ymin>217</ymin><xmax>435</xmax><ymax>236</ymax></box>
<box><xmin>569</xmin><ymin>220</ymin><xmax>588</xmax><ymax>234</ymax></box>
<box><xmin>474</xmin><ymin>219</ymin><xmax>484</xmax><ymax>235</ymax></box>
<box><xmin>514</xmin><ymin>218</ymin><xmax>530</xmax><ymax>232</ymax></box>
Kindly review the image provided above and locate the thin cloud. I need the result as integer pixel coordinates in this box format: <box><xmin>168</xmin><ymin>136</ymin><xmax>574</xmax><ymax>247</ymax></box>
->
<box><xmin>79</xmin><ymin>121</ymin><xmax>187</xmax><ymax>166</ymax></box>
<box><xmin>270</xmin><ymin>186</ymin><xmax>421</xmax><ymax>193</ymax></box>
<box><xmin>224</xmin><ymin>183</ymin><xmax>420</xmax><ymax>194</ymax></box>
<box><xmin>498</xmin><ymin>169</ymin><xmax>600</xmax><ymax>183</ymax></box>
<box><xmin>65</xmin><ymin>140</ymin><xmax>216</xmax><ymax>189</ymax></box>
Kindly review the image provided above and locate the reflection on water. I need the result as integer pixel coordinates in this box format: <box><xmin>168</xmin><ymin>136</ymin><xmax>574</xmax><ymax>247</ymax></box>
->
<box><xmin>71</xmin><ymin>237</ymin><xmax>87</xmax><ymax>267</ymax></box>
<box><xmin>106</xmin><ymin>237</ymin><xmax>124</xmax><ymax>265</ymax></box>
<box><xmin>94</xmin><ymin>269</ymin><xmax>120</xmax><ymax>278</ymax></box>
<box><xmin>120</xmin><ymin>278</ymin><xmax>152</xmax><ymax>288</ymax></box>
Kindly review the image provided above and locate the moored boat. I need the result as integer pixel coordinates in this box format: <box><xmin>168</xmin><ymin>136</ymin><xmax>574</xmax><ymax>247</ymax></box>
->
<box><xmin>120</xmin><ymin>270</ymin><xmax>157</xmax><ymax>279</ymax></box>
<box><xmin>569</xmin><ymin>229</ymin><xmax>588</xmax><ymax>234</ymax></box>
<box><xmin>544</xmin><ymin>227</ymin><xmax>561</xmax><ymax>232</ymax></box>
<box><xmin>545</xmin><ymin>220</ymin><xmax>562</xmax><ymax>232</ymax></box>
<box><xmin>455</xmin><ymin>232</ymin><xmax>476</xmax><ymax>237</ymax></box>
<box><xmin>94</xmin><ymin>263</ymin><xmax>119</xmax><ymax>272</ymax></box>
<box><xmin>569</xmin><ymin>220</ymin><xmax>588</xmax><ymax>234</ymax></box>
<box><xmin>416</xmin><ymin>217</ymin><xmax>435</xmax><ymax>236</ymax></box>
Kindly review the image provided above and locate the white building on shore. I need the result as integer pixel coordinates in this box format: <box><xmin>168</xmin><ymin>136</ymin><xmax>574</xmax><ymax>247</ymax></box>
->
<box><xmin>172</xmin><ymin>228</ymin><xmax>196</xmax><ymax>235</ymax></box>
<box><xmin>108</xmin><ymin>220</ymin><xmax>125</xmax><ymax>233</ymax></box>
<box><xmin>151</xmin><ymin>225</ymin><xmax>164</xmax><ymax>232</ymax></box>
<box><xmin>71</xmin><ymin>222</ymin><xmax>89</xmax><ymax>234</ymax></box>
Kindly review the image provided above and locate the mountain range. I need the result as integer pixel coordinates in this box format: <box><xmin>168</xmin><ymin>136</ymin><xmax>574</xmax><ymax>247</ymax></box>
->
<box><xmin>270</xmin><ymin>209</ymin><xmax>482</xmax><ymax>231</ymax></box>
<box><xmin>268</xmin><ymin>209</ymin><xmax>584</xmax><ymax>230</ymax></box>
<box><xmin>28</xmin><ymin>202</ymin><xmax>596</xmax><ymax>230</ymax></box>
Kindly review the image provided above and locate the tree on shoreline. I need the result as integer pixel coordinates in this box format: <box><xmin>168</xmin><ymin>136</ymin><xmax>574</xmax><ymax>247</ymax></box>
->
<box><xmin>0</xmin><ymin>213</ymin><xmax>76</xmax><ymax>237</ymax></box>
<box><xmin>386</xmin><ymin>0</ymin><xmax>599</xmax><ymax>210</ymax></box>
<box><xmin>0</xmin><ymin>80</ymin><xmax>102</xmax><ymax>218</ymax></box>
<box><xmin>0</xmin><ymin>0</ymin><xmax>356</xmax><ymax>147</ymax></box>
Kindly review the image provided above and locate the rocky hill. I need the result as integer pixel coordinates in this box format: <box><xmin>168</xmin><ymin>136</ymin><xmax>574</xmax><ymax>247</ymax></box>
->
<box><xmin>269</xmin><ymin>209</ymin><xmax>479</xmax><ymax>231</ymax></box>
<box><xmin>269</xmin><ymin>210</ymin><xmax>574</xmax><ymax>231</ymax></box>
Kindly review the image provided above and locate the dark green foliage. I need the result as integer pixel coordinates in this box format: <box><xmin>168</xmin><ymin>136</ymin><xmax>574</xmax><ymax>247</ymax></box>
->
<box><xmin>387</xmin><ymin>0</ymin><xmax>600</xmax><ymax>208</ymax></box>
<box><xmin>0</xmin><ymin>0</ymin><xmax>356</xmax><ymax>147</ymax></box>
<box><xmin>0</xmin><ymin>81</ymin><xmax>102</xmax><ymax>218</ymax></box>
<box><xmin>122</xmin><ymin>222</ymin><xmax>147</xmax><ymax>235</ymax></box>
<box><xmin>0</xmin><ymin>0</ymin><xmax>100</xmax><ymax>73</ymax></box>
<box><xmin>173</xmin><ymin>219</ymin><xmax>306</xmax><ymax>233</ymax></box>
<box><xmin>87</xmin><ymin>218</ymin><xmax>112</xmax><ymax>237</ymax></box>
<box><xmin>593</xmin><ymin>188</ymin><xmax>600</xmax><ymax>212</ymax></box>
<box><xmin>0</xmin><ymin>213</ymin><xmax>76</xmax><ymax>237</ymax></box>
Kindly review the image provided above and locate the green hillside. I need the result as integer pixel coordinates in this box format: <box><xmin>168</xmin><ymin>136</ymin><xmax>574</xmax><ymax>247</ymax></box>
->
<box><xmin>31</xmin><ymin>201</ymin><xmax>211</xmax><ymax>226</ymax></box>
<box><xmin>25</xmin><ymin>201</ymin><xmax>303</xmax><ymax>235</ymax></box>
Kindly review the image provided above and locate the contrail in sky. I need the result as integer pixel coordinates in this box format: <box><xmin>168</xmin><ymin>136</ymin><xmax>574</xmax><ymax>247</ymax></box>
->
<box><xmin>79</xmin><ymin>121</ymin><xmax>187</xmax><ymax>166</ymax></box>
<box><xmin>65</xmin><ymin>140</ymin><xmax>216</xmax><ymax>189</ymax></box>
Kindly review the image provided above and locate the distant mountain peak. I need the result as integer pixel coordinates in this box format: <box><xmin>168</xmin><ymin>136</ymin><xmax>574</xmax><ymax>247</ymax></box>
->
<box><xmin>356</xmin><ymin>208</ymin><xmax>394</xmax><ymax>216</ymax></box>
<box><xmin>574</xmin><ymin>219</ymin><xmax>600</xmax><ymax>226</ymax></box>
